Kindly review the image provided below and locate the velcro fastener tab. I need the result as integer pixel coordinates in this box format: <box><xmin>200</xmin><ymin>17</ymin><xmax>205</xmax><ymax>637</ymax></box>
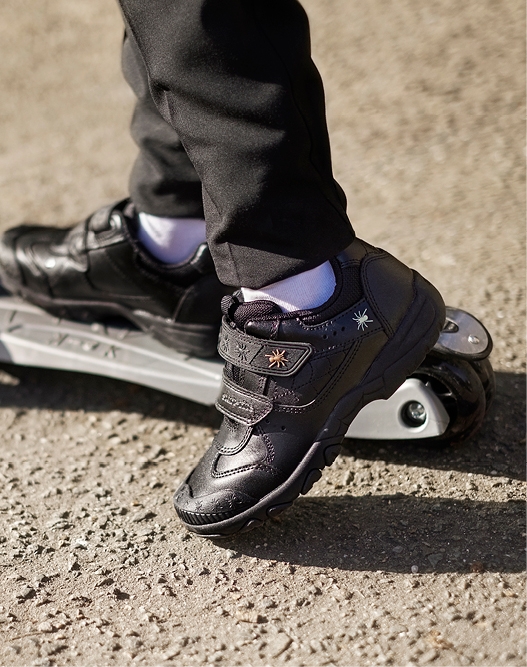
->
<box><xmin>216</xmin><ymin>374</ymin><xmax>273</xmax><ymax>426</ymax></box>
<box><xmin>218</xmin><ymin>319</ymin><xmax>313</xmax><ymax>376</ymax></box>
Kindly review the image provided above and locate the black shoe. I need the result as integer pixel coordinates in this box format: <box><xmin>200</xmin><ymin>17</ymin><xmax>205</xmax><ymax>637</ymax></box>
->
<box><xmin>0</xmin><ymin>199</ymin><xmax>231</xmax><ymax>357</ymax></box>
<box><xmin>173</xmin><ymin>238</ymin><xmax>446</xmax><ymax>535</ymax></box>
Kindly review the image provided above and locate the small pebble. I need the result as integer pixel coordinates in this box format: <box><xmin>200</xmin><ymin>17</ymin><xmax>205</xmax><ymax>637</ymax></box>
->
<box><xmin>268</xmin><ymin>634</ymin><xmax>292</xmax><ymax>658</ymax></box>
<box><xmin>37</xmin><ymin>621</ymin><xmax>55</xmax><ymax>633</ymax></box>
<box><xmin>342</xmin><ymin>470</ymin><xmax>354</xmax><ymax>485</ymax></box>
<box><xmin>427</xmin><ymin>553</ymin><xmax>443</xmax><ymax>568</ymax></box>
<box><xmin>16</xmin><ymin>587</ymin><xmax>36</xmax><ymax>601</ymax></box>
<box><xmin>235</xmin><ymin>610</ymin><xmax>266</xmax><ymax>624</ymax></box>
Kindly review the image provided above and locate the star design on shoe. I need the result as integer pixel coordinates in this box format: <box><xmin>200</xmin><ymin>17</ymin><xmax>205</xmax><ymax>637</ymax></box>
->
<box><xmin>352</xmin><ymin>308</ymin><xmax>373</xmax><ymax>331</ymax></box>
<box><xmin>219</xmin><ymin>336</ymin><xmax>229</xmax><ymax>356</ymax></box>
<box><xmin>211</xmin><ymin>491</ymin><xmax>244</xmax><ymax>513</ymax></box>
<box><xmin>235</xmin><ymin>342</ymin><xmax>250</xmax><ymax>361</ymax></box>
<box><xmin>265</xmin><ymin>349</ymin><xmax>288</xmax><ymax>368</ymax></box>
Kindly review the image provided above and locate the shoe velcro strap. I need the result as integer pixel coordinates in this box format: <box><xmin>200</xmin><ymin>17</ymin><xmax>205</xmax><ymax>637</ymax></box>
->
<box><xmin>218</xmin><ymin>319</ymin><xmax>313</xmax><ymax>376</ymax></box>
<box><xmin>216</xmin><ymin>373</ymin><xmax>273</xmax><ymax>426</ymax></box>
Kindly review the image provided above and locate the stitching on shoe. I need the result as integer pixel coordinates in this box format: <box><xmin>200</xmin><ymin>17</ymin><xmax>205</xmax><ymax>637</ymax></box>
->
<box><xmin>362</xmin><ymin>253</ymin><xmax>393</xmax><ymax>336</ymax></box>
<box><xmin>214</xmin><ymin>422</ymin><xmax>252</xmax><ymax>455</ymax></box>
<box><xmin>275</xmin><ymin>338</ymin><xmax>366</xmax><ymax>414</ymax></box>
<box><xmin>257</xmin><ymin>424</ymin><xmax>275</xmax><ymax>466</ymax></box>
<box><xmin>289</xmin><ymin>351</ymin><xmax>346</xmax><ymax>394</ymax></box>
<box><xmin>216</xmin><ymin>375</ymin><xmax>273</xmax><ymax>426</ymax></box>
<box><xmin>210</xmin><ymin>426</ymin><xmax>277</xmax><ymax>479</ymax></box>
<box><xmin>211</xmin><ymin>460</ymin><xmax>281</xmax><ymax>479</ymax></box>
<box><xmin>271</xmin><ymin>385</ymin><xmax>301</xmax><ymax>403</ymax></box>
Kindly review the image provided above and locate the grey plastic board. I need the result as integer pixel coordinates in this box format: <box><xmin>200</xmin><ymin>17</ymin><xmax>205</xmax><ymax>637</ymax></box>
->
<box><xmin>0</xmin><ymin>295</ymin><xmax>449</xmax><ymax>439</ymax></box>
<box><xmin>0</xmin><ymin>296</ymin><xmax>223</xmax><ymax>405</ymax></box>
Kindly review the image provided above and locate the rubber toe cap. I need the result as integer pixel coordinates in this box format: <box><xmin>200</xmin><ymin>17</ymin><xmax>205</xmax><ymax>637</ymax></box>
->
<box><xmin>173</xmin><ymin>482</ymin><xmax>257</xmax><ymax>526</ymax></box>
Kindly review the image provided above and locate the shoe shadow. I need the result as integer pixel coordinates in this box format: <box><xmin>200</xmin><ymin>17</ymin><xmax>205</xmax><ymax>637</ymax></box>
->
<box><xmin>218</xmin><ymin>494</ymin><xmax>525</xmax><ymax>574</ymax></box>
<box><xmin>0</xmin><ymin>364</ymin><xmax>522</xmax><ymax>479</ymax></box>
<box><xmin>0</xmin><ymin>363</ymin><xmax>524</xmax><ymax>574</ymax></box>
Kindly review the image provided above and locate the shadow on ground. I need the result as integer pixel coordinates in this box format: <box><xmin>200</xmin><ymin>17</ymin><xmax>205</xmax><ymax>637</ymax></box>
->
<box><xmin>0</xmin><ymin>364</ymin><xmax>523</xmax><ymax>478</ymax></box>
<box><xmin>342</xmin><ymin>370</ymin><xmax>525</xmax><ymax>481</ymax></box>
<box><xmin>218</xmin><ymin>494</ymin><xmax>525</xmax><ymax>574</ymax></box>
<box><xmin>0</xmin><ymin>362</ymin><xmax>221</xmax><ymax>428</ymax></box>
<box><xmin>0</xmin><ymin>362</ymin><xmax>524</xmax><ymax>575</ymax></box>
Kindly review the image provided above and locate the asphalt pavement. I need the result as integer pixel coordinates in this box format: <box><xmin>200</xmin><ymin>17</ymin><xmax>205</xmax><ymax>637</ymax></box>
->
<box><xmin>0</xmin><ymin>1</ymin><xmax>524</xmax><ymax>665</ymax></box>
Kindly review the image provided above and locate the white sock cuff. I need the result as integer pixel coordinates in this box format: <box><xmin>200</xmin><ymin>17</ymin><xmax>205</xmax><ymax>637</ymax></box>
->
<box><xmin>241</xmin><ymin>261</ymin><xmax>336</xmax><ymax>313</ymax></box>
<box><xmin>137</xmin><ymin>212</ymin><xmax>206</xmax><ymax>265</ymax></box>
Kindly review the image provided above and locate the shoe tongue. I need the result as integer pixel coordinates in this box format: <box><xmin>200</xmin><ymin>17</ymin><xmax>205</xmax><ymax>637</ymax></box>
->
<box><xmin>222</xmin><ymin>296</ymin><xmax>282</xmax><ymax>331</ymax></box>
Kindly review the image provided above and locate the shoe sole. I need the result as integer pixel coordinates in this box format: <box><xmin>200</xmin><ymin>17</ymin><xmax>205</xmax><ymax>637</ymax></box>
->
<box><xmin>0</xmin><ymin>281</ymin><xmax>219</xmax><ymax>358</ymax></box>
<box><xmin>175</xmin><ymin>271</ymin><xmax>446</xmax><ymax>537</ymax></box>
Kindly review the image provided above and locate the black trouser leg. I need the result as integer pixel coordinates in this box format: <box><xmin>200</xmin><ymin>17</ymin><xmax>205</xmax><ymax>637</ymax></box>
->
<box><xmin>123</xmin><ymin>32</ymin><xmax>204</xmax><ymax>219</ymax></box>
<box><xmin>118</xmin><ymin>0</ymin><xmax>354</xmax><ymax>288</ymax></box>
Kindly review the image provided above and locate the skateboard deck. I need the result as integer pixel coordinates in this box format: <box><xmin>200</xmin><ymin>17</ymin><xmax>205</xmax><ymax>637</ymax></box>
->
<box><xmin>0</xmin><ymin>294</ymin><xmax>453</xmax><ymax>440</ymax></box>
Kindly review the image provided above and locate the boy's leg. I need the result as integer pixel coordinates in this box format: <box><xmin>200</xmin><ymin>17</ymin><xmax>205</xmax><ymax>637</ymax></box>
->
<box><xmin>0</xmin><ymin>0</ymin><xmax>350</xmax><ymax>341</ymax></box>
<box><xmin>124</xmin><ymin>31</ymin><xmax>209</xmax><ymax>265</ymax></box>
<box><xmin>123</xmin><ymin>31</ymin><xmax>204</xmax><ymax>220</ymax></box>
<box><xmin>118</xmin><ymin>0</ymin><xmax>354</xmax><ymax>288</ymax></box>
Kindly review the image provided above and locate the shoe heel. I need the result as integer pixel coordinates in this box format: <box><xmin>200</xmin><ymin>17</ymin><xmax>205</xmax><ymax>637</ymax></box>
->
<box><xmin>318</xmin><ymin>271</ymin><xmax>445</xmax><ymax>442</ymax></box>
<box><xmin>137</xmin><ymin>317</ymin><xmax>220</xmax><ymax>358</ymax></box>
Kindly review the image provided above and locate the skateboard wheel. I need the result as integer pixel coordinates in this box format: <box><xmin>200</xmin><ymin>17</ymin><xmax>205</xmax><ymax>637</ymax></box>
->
<box><xmin>470</xmin><ymin>357</ymin><xmax>496</xmax><ymax>413</ymax></box>
<box><xmin>410</xmin><ymin>353</ymin><xmax>487</xmax><ymax>445</ymax></box>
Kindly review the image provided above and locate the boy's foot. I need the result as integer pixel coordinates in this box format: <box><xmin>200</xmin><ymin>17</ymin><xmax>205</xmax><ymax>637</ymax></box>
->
<box><xmin>173</xmin><ymin>239</ymin><xmax>446</xmax><ymax>535</ymax></box>
<box><xmin>0</xmin><ymin>200</ymin><xmax>231</xmax><ymax>357</ymax></box>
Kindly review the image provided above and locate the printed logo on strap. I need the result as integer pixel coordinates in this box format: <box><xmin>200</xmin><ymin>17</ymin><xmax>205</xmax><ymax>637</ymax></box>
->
<box><xmin>216</xmin><ymin>374</ymin><xmax>273</xmax><ymax>426</ymax></box>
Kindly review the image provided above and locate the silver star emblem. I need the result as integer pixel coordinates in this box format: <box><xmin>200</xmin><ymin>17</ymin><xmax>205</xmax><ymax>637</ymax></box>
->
<box><xmin>352</xmin><ymin>309</ymin><xmax>373</xmax><ymax>331</ymax></box>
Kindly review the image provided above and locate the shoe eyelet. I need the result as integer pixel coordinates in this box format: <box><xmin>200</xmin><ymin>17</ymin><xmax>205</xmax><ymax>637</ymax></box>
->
<box><xmin>280</xmin><ymin>426</ymin><xmax>286</xmax><ymax>431</ymax></box>
<box><xmin>341</xmin><ymin>327</ymin><xmax>345</xmax><ymax>332</ymax></box>
<box><xmin>322</xmin><ymin>334</ymin><xmax>328</xmax><ymax>339</ymax></box>
<box><xmin>333</xmin><ymin>331</ymin><xmax>337</xmax><ymax>336</ymax></box>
